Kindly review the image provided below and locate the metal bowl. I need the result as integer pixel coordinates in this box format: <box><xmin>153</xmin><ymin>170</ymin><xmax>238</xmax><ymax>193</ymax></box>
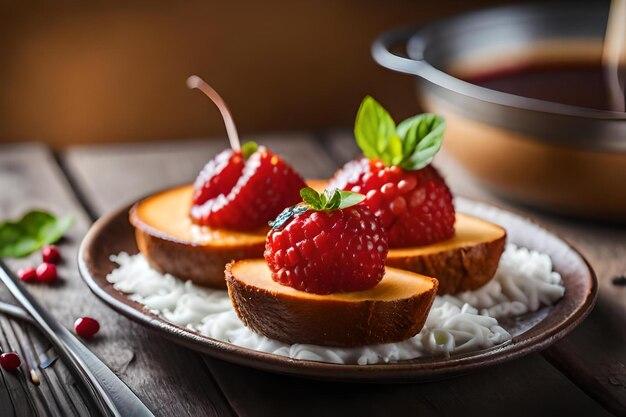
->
<box><xmin>372</xmin><ymin>2</ymin><xmax>626</xmax><ymax>221</ymax></box>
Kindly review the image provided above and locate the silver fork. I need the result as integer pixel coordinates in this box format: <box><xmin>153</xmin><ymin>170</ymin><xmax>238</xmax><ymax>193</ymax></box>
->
<box><xmin>0</xmin><ymin>259</ymin><xmax>154</xmax><ymax>417</ymax></box>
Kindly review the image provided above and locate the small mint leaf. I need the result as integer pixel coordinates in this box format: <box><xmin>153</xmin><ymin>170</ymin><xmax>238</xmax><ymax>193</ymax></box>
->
<box><xmin>337</xmin><ymin>191</ymin><xmax>366</xmax><ymax>209</ymax></box>
<box><xmin>397</xmin><ymin>114</ymin><xmax>445</xmax><ymax>170</ymax></box>
<box><xmin>241</xmin><ymin>141</ymin><xmax>258</xmax><ymax>159</ymax></box>
<box><xmin>269</xmin><ymin>204</ymin><xmax>308</xmax><ymax>229</ymax></box>
<box><xmin>354</xmin><ymin>96</ymin><xmax>395</xmax><ymax>160</ymax></box>
<box><xmin>0</xmin><ymin>210</ymin><xmax>73</xmax><ymax>258</ymax></box>
<box><xmin>325</xmin><ymin>189</ymin><xmax>342</xmax><ymax>209</ymax></box>
<box><xmin>300</xmin><ymin>187</ymin><xmax>322</xmax><ymax>210</ymax></box>
<box><xmin>319</xmin><ymin>190</ymin><xmax>328</xmax><ymax>208</ymax></box>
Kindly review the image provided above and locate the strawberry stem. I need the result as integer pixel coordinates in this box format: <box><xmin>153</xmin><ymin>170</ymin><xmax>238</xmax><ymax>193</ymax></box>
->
<box><xmin>187</xmin><ymin>75</ymin><xmax>241</xmax><ymax>151</ymax></box>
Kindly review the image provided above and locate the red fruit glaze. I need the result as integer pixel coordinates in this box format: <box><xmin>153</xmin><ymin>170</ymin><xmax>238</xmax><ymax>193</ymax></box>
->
<box><xmin>264</xmin><ymin>205</ymin><xmax>388</xmax><ymax>295</ymax></box>
<box><xmin>190</xmin><ymin>147</ymin><xmax>306</xmax><ymax>230</ymax></box>
<box><xmin>42</xmin><ymin>245</ymin><xmax>61</xmax><ymax>263</ymax></box>
<box><xmin>74</xmin><ymin>317</ymin><xmax>100</xmax><ymax>339</ymax></box>
<box><xmin>0</xmin><ymin>352</ymin><xmax>21</xmax><ymax>372</ymax></box>
<box><xmin>328</xmin><ymin>158</ymin><xmax>455</xmax><ymax>248</ymax></box>
<box><xmin>36</xmin><ymin>263</ymin><xmax>57</xmax><ymax>284</ymax></box>
<box><xmin>18</xmin><ymin>267</ymin><xmax>37</xmax><ymax>282</ymax></box>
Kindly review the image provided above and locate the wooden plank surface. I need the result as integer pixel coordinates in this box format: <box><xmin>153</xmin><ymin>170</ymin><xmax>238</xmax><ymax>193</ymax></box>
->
<box><xmin>326</xmin><ymin>131</ymin><xmax>626</xmax><ymax>416</ymax></box>
<box><xmin>0</xmin><ymin>143</ymin><xmax>234</xmax><ymax>417</ymax></box>
<box><xmin>62</xmin><ymin>135</ymin><xmax>614</xmax><ymax>416</ymax></box>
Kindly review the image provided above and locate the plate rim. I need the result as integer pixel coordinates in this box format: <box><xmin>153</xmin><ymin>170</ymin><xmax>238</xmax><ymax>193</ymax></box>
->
<box><xmin>77</xmin><ymin>193</ymin><xmax>598</xmax><ymax>382</ymax></box>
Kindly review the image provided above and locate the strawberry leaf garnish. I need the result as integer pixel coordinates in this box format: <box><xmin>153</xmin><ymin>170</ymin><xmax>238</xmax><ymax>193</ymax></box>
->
<box><xmin>300</xmin><ymin>187</ymin><xmax>322</xmax><ymax>208</ymax></box>
<box><xmin>353</xmin><ymin>96</ymin><xmax>445</xmax><ymax>170</ymax></box>
<box><xmin>337</xmin><ymin>191</ymin><xmax>366</xmax><ymax>209</ymax></box>
<box><xmin>300</xmin><ymin>187</ymin><xmax>364</xmax><ymax>210</ymax></box>
<box><xmin>396</xmin><ymin>114</ymin><xmax>445</xmax><ymax>170</ymax></box>
<box><xmin>269</xmin><ymin>188</ymin><xmax>365</xmax><ymax>229</ymax></box>
<box><xmin>241</xmin><ymin>141</ymin><xmax>258</xmax><ymax>159</ymax></box>
<box><xmin>355</xmin><ymin>96</ymin><xmax>396</xmax><ymax>160</ymax></box>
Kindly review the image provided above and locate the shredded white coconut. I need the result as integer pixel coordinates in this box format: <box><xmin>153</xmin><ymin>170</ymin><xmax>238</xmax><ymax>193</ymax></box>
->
<box><xmin>106</xmin><ymin>244</ymin><xmax>564</xmax><ymax>364</ymax></box>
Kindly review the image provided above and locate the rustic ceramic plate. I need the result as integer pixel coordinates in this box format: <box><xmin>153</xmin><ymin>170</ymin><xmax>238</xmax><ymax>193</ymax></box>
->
<box><xmin>78</xmin><ymin>196</ymin><xmax>597</xmax><ymax>382</ymax></box>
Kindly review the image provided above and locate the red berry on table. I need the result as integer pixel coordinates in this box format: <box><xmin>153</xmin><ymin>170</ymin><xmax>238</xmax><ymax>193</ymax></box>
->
<box><xmin>42</xmin><ymin>245</ymin><xmax>61</xmax><ymax>263</ymax></box>
<box><xmin>74</xmin><ymin>317</ymin><xmax>100</xmax><ymax>339</ymax></box>
<box><xmin>328</xmin><ymin>96</ymin><xmax>455</xmax><ymax>248</ymax></box>
<box><xmin>36</xmin><ymin>262</ymin><xmax>57</xmax><ymax>284</ymax></box>
<box><xmin>190</xmin><ymin>142</ymin><xmax>306</xmax><ymax>230</ymax></box>
<box><xmin>17</xmin><ymin>267</ymin><xmax>37</xmax><ymax>282</ymax></box>
<box><xmin>0</xmin><ymin>352</ymin><xmax>21</xmax><ymax>372</ymax></box>
<box><xmin>264</xmin><ymin>187</ymin><xmax>388</xmax><ymax>295</ymax></box>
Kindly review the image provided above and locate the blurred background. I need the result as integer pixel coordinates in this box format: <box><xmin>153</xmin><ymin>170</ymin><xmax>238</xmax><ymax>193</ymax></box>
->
<box><xmin>0</xmin><ymin>0</ymin><xmax>526</xmax><ymax>148</ymax></box>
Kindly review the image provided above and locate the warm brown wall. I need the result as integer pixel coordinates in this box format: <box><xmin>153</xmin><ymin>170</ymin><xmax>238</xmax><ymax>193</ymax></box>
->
<box><xmin>0</xmin><ymin>0</ymin><xmax>514</xmax><ymax>147</ymax></box>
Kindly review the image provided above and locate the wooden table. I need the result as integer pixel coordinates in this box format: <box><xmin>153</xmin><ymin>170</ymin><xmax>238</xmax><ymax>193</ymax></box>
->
<box><xmin>0</xmin><ymin>134</ymin><xmax>624</xmax><ymax>417</ymax></box>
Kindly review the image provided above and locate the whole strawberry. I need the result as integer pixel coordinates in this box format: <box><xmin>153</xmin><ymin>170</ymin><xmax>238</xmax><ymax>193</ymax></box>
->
<box><xmin>264</xmin><ymin>188</ymin><xmax>388</xmax><ymax>295</ymax></box>
<box><xmin>328</xmin><ymin>96</ymin><xmax>455</xmax><ymax>248</ymax></box>
<box><xmin>186</xmin><ymin>75</ymin><xmax>306</xmax><ymax>231</ymax></box>
<box><xmin>190</xmin><ymin>141</ymin><xmax>306</xmax><ymax>230</ymax></box>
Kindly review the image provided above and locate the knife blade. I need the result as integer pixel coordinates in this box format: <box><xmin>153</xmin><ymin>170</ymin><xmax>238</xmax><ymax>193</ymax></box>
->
<box><xmin>0</xmin><ymin>259</ymin><xmax>154</xmax><ymax>417</ymax></box>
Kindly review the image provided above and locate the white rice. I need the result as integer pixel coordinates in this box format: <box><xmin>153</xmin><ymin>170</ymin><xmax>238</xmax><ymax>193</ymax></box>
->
<box><xmin>106</xmin><ymin>244</ymin><xmax>564</xmax><ymax>365</ymax></box>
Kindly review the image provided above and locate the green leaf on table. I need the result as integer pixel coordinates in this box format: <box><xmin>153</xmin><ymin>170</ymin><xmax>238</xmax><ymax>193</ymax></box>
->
<box><xmin>0</xmin><ymin>210</ymin><xmax>73</xmax><ymax>258</ymax></box>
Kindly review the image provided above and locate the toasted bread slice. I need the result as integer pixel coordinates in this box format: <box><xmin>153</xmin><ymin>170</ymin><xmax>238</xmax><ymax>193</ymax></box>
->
<box><xmin>226</xmin><ymin>259</ymin><xmax>438</xmax><ymax>347</ymax></box>
<box><xmin>130</xmin><ymin>185</ymin><xmax>266</xmax><ymax>288</ymax></box>
<box><xmin>387</xmin><ymin>213</ymin><xmax>506</xmax><ymax>294</ymax></box>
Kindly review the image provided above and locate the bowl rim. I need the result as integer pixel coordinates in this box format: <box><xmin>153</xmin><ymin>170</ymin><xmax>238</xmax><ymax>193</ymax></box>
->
<box><xmin>381</xmin><ymin>2</ymin><xmax>626</xmax><ymax>121</ymax></box>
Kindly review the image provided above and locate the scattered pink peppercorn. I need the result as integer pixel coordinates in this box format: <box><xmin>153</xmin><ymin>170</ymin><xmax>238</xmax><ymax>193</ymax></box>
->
<box><xmin>0</xmin><ymin>352</ymin><xmax>21</xmax><ymax>372</ymax></box>
<box><xmin>42</xmin><ymin>245</ymin><xmax>61</xmax><ymax>264</ymax></box>
<box><xmin>17</xmin><ymin>267</ymin><xmax>37</xmax><ymax>282</ymax></box>
<box><xmin>74</xmin><ymin>317</ymin><xmax>100</xmax><ymax>339</ymax></box>
<box><xmin>36</xmin><ymin>263</ymin><xmax>57</xmax><ymax>284</ymax></box>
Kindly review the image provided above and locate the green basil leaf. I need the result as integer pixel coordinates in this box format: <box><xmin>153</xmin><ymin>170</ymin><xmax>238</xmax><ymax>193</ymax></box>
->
<box><xmin>0</xmin><ymin>210</ymin><xmax>73</xmax><ymax>258</ymax></box>
<box><xmin>338</xmin><ymin>191</ymin><xmax>366</xmax><ymax>209</ymax></box>
<box><xmin>300</xmin><ymin>187</ymin><xmax>322</xmax><ymax>210</ymax></box>
<box><xmin>354</xmin><ymin>96</ymin><xmax>395</xmax><ymax>160</ymax></box>
<box><xmin>241</xmin><ymin>141</ymin><xmax>258</xmax><ymax>159</ymax></box>
<box><xmin>398</xmin><ymin>114</ymin><xmax>445</xmax><ymax>170</ymax></box>
<box><xmin>382</xmin><ymin>133</ymin><xmax>403</xmax><ymax>166</ymax></box>
<box><xmin>387</xmin><ymin>133</ymin><xmax>403</xmax><ymax>165</ymax></box>
<box><xmin>396</xmin><ymin>115</ymin><xmax>421</xmax><ymax>156</ymax></box>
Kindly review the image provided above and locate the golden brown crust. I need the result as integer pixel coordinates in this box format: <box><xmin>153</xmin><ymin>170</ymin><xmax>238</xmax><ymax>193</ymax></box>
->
<box><xmin>386</xmin><ymin>233</ymin><xmax>506</xmax><ymax>294</ymax></box>
<box><xmin>128</xmin><ymin>186</ymin><xmax>268</xmax><ymax>288</ymax></box>
<box><xmin>225</xmin><ymin>262</ymin><xmax>438</xmax><ymax>347</ymax></box>
<box><xmin>130</xmin><ymin>196</ymin><xmax>266</xmax><ymax>289</ymax></box>
<box><xmin>134</xmin><ymin>228</ymin><xmax>264</xmax><ymax>288</ymax></box>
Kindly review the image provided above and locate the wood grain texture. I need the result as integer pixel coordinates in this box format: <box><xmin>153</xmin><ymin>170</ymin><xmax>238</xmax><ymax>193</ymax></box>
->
<box><xmin>62</xmin><ymin>135</ymin><xmax>613</xmax><ymax>416</ymax></box>
<box><xmin>327</xmin><ymin>131</ymin><xmax>626</xmax><ymax>416</ymax></box>
<box><xmin>0</xmin><ymin>143</ymin><xmax>234</xmax><ymax>417</ymax></box>
<box><xmin>206</xmin><ymin>356</ymin><xmax>612</xmax><ymax>417</ymax></box>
